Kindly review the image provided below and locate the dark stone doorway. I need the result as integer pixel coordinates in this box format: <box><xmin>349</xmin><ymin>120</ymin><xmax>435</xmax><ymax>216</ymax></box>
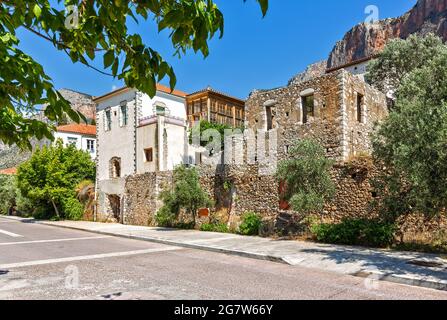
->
<box><xmin>108</xmin><ymin>195</ymin><xmax>121</xmax><ymax>222</ymax></box>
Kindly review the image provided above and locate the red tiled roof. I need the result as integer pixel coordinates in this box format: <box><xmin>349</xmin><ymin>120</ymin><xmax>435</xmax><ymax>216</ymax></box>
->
<box><xmin>156</xmin><ymin>83</ymin><xmax>187</xmax><ymax>97</ymax></box>
<box><xmin>57</xmin><ymin>124</ymin><xmax>96</xmax><ymax>136</ymax></box>
<box><xmin>0</xmin><ymin>168</ymin><xmax>17</xmax><ymax>175</ymax></box>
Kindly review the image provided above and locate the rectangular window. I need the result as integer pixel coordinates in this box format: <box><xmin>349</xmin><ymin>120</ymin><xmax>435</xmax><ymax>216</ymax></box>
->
<box><xmin>87</xmin><ymin>139</ymin><xmax>95</xmax><ymax>153</ymax></box>
<box><xmin>144</xmin><ymin>148</ymin><xmax>153</xmax><ymax>162</ymax></box>
<box><xmin>156</xmin><ymin>105</ymin><xmax>166</xmax><ymax>116</ymax></box>
<box><xmin>357</xmin><ymin>93</ymin><xmax>364</xmax><ymax>123</ymax></box>
<box><xmin>120</xmin><ymin>102</ymin><xmax>128</xmax><ymax>126</ymax></box>
<box><xmin>68</xmin><ymin>137</ymin><xmax>78</xmax><ymax>146</ymax></box>
<box><xmin>266</xmin><ymin>106</ymin><xmax>273</xmax><ymax>130</ymax></box>
<box><xmin>105</xmin><ymin>109</ymin><xmax>112</xmax><ymax>131</ymax></box>
<box><xmin>194</xmin><ymin>101</ymin><xmax>201</xmax><ymax>114</ymax></box>
<box><xmin>302</xmin><ymin>95</ymin><xmax>314</xmax><ymax>124</ymax></box>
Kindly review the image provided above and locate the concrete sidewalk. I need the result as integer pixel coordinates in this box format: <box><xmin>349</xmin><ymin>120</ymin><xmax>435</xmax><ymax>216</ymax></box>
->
<box><xmin>3</xmin><ymin>215</ymin><xmax>447</xmax><ymax>291</ymax></box>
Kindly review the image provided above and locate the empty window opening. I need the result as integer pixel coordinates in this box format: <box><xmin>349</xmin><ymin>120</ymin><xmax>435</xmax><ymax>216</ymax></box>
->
<box><xmin>144</xmin><ymin>148</ymin><xmax>153</xmax><ymax>162</ymax></box>
<box><xmin>266</xmin><ymin>106</ymin><xmax>273</xmax><ymax>130</ymax></box>
<box><xmin>302</xmin><ymin>94</ymin><xmax>314</xmax><ymax>124</ymax></box>
<box><xmin>357</xmin><ymin>93</ymin><xmax>364</xmax><ymax>123</ymax></box>
<box><xmin>111</xmin><ymin>158</ymin><xmax>121</xmax><ymax>178</ymax></box>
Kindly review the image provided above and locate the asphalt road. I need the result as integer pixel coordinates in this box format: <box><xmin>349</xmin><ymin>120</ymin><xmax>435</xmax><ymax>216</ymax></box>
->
<box><xmin>0</xmin><ymin>216</ymin><xmax>446</xmax><ymax>300</ymax></box>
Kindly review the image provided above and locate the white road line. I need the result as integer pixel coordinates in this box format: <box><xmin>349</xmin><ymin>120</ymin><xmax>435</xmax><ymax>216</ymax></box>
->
<box><xmin>0</xmin><ymin>236</ymin><xmax>112</xmax><ymax>246</ymax></box>
<box><xmin>0</xmin><ymin>229</ymin><xmax>23</xmax><ymax>238</ymax></box>
<box><xmin>0</xmin><ymin>247</ymin><xmax>182</xmax><ymax>269</ymax></box>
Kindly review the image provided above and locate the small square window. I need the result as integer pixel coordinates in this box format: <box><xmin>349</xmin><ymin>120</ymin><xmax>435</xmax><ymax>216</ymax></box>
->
<box><xmin>144</xmin><ymin>148</ymin><xmax>153</xmax><ymax>162</ymax></box>
<box><xmin>67</xmin><ymin>137</ymin><xmax>78</xmax><ymax>146</ymax></box>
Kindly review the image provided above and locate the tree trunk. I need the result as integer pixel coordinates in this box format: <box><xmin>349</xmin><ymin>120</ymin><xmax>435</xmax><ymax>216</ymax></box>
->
<box><xmin>51</xmin><ymin>199</ymin><xmax>61</xmax><ymax>219</ymax></box>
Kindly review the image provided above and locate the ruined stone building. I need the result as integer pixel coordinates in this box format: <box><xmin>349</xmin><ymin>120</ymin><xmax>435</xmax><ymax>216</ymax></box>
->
<box><xmin>246</xmin><ymin>69</ymin><xmax>387</xmax><ymax>163</ymax></box>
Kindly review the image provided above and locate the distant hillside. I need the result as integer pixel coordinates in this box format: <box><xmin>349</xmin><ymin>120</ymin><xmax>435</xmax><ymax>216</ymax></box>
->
<box><xmin>0</xmin><ymin>89</ymin><xmax>95</xmax><ymax>170</ymax></box>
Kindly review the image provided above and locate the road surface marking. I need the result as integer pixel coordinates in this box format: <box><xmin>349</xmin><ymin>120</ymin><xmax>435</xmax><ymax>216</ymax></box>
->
<box><xmin>0</xmin><ymin>247</ymin><xmax>182</xmax><ymax>269</ymax></box>
<box><xmin>0</xmin><ymin>229</ymin><xmax>23</xmax><ymax>238</ymax></box>
<box><xmin>0</xmin><ymin>236</ymin><xmax>112</xmax><ymax>246</ymax></box>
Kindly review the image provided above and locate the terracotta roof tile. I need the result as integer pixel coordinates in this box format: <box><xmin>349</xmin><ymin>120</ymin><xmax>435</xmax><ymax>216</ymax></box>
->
<box><xmin>156</xmin><ymin>83</ymin><xmax>187</xmax><ymax>97</ymax></box>
<box><xmin>57</xmin><ymin>124</ymin><xmax>96</xmax><ymax>136</ymax></box>
<box><xmin>0</xmin><ymin>168</ymin><xmax>17</xmax><ymax>175</ymax></box>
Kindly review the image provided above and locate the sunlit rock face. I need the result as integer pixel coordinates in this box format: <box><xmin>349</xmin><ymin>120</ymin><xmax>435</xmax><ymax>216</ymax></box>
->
<box><xmin>327</xmin><ymin>0</ymin><xmax>447</xmax><ymax>69</ymax></box>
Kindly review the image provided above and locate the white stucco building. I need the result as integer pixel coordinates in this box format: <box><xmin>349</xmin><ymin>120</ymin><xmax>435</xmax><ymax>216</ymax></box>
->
<box><xmin>94</xmin><ymin>84</ymin><xmax>189</xmax><ymax>222</ymax></box>
<box><xmin>55</xmin><ymin>124</ymin><xmax>97</xmax><ymax>159</ymax></box>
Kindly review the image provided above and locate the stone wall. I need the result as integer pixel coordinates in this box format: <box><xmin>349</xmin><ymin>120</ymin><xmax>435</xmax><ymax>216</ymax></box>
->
<box><xmin>198</xmin><ymin>159</ymin><xmax>379</xmax><ymax>226</ymax></box>
<box><xmin>199</xmin><ymin>164</ymin><xmax>279</xmax><ymax>226</ymax></box>
<box><xmin>122</xmin><ymin>171</ymin><xmax>172</xmax><ymax>226</ymax></box>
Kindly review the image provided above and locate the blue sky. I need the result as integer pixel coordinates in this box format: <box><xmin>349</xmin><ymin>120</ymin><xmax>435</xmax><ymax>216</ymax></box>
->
<box><xmin>17</xmin><ymin>0</ymin><xmax>415</xmax><ymax>99</ymax></box>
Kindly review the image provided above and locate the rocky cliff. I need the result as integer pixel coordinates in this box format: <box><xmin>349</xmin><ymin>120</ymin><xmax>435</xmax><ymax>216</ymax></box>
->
<box><xmin>327</xmin><ymin>0</ymin><xmax>447</xmax><ymax>69</ymax></box>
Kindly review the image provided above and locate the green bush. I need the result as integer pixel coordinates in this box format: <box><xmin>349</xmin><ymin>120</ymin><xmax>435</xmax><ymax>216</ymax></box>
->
<box><xmin>311</xmin><ymin>218</ymin><xmax>396</xmax><ymax>248</ymax></box>
<box><xmin>32</xmin><ymin>206</ymin><xmax>53</xmax><ymax>220</ymax></box>
<box><xmin>0</xmin><ymin>175</ymin><xmax>17</xmax><ymax>215</ymax></box>
<box><xmin>200</xmin><ymin>222</ymin><xmax>229</xmax><ymax>233</ymax></box>
<box><xmin>276</xmin><ymin>139</ymin><xmax>335</xmax><ymax>214</ymax></box>
<box><xmin>238</xmin><ymin>212</ymin><xmax>262</xmax><ymax>236</ymax></box>
<box><xmin>61</xmin><ymin>197</ymin><xmax>85</xmax><ymax>221</ymax></box>
<box><xmin>155</xmin><ymin>206</ymin><xmax>176</xmax><ymax>228</ymax></box>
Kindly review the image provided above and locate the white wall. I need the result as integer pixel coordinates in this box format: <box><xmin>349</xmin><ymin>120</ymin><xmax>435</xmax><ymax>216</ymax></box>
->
<box><xmin>54</xmin><ymin>131</ymin><xmax>96</xmax><ymax>159</ymax></box>
<box><xmin>96</xmin><ymin>89</ymin><xmax>137</xmax><ymax>182</ymax></box>
<box><xmin>344</xmin><ymin>61</ymin><xmax>369</xmax><ymax>81</ymax></box>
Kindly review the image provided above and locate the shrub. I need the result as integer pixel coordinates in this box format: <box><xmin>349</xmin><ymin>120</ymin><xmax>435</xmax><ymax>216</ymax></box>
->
<box><xmin>157</xmin><ymin>165</ymin><xmax>212</xmax><ymax>227</ymax></box>
<box><xmin>311</xmin><ymin>218</ymin><xmax>396</xmax><ymax>248</ymax></box>
<box><xmin>238</xmin><ymin>212</ymin><xmax>262</xmax><ymax>236</ymax></box>
<box><xmin>155</xmin><ymin>206</ymin><xmax>176</xmax><ymax>228</ymax></box>
<box><xmin>61</xmin><ymin>197</ymin><xmax>85</xmax><ymax>221</ymax></box>
<box><xmin>200</xmin><ymin>223</ymin><xmax>229</xmax><ymax>233</ymax></box>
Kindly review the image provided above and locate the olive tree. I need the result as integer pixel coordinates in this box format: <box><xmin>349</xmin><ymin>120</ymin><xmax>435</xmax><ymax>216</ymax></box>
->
<box><xmin>276</xmin><ymin>139</ymin><xmax>335</xmax><ymax>214</ymax></box>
